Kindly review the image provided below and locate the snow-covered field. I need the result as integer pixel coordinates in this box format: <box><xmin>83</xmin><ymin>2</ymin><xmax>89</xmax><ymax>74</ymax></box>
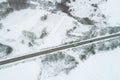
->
<box><xmin>100</xmin><ymin>0</ymin><xmax>120</xmax><ymax>26</ymax></box>
<box><xmin>0</xmin><ymin>0</ymin><xmax>120</xmax><ymax>80</ymax></box>
<box><xmin>0</xmin><ymin>48</ymin><xmax>120</xmax><ymax>80</ymax></box>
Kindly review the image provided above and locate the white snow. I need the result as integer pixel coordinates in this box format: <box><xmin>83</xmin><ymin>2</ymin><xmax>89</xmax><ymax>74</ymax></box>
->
<box><xmin>41</xmin><ymin>48</ymin><xmax>120</xmax><ymax>80</ymax></box>
<box><xmin>0</xmin><ymin>0</ymin><xmax>6</xmax><ymax>3</ymax></box>
<box><xmin>0</xmin><ymin>60</ymin><xmax>40</xmax><ymax>80</ymax></box>
<box><xmin>0</xmin><ymin>0</ymin><xmax>111</xmax><ymax>58</ymax></box>
<box><xmin>0</xmin><ymin>0</ymin><xmax>120</xmax><ymax>80</ymax></box>
<box><xmin>68</xmin><ymin>48</ymin><xmax>120</xmax><ymax>80</ymax></box>
<box><xmin>100</xmin><ymin>0</ymin><xmax>120</xmax><ymax>26</ymax></box>
<box><xmin>0</xmin><ymin>8</ymin><xmax>73</xmax><ymax>58</ymax></box>
<box><xmin>0</xmin><ymin>9</ymin><xmax>50</xmax><ymax>58</ymax></box>
<box><xmin>0</xmin><ymin>7</ymin><xmax>87</xmax><ymax>58</ymax></box>
<box><xmin>0</xmin><ymin>47</ymin><xmax>120</xmax><ymax>80</ymax></box>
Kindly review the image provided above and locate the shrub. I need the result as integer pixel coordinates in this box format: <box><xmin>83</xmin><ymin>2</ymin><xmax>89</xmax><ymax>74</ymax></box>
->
<box><xmin>39</xmin><ymin>52</ymin><xmax>78</xmax><ymax>80</ymax></box>
<box><xmin>0</xmin><ymin>23</ymin><xmax>3</xmax><ymax>29</ymax></box>
<box><xmin>39</xmin><ymin>28</ymin><xmax>48</xmax><ymax>39</ymax></box>
<box><xmin>22</xmin><ymin>30</ymin><xmax>36</xmax><ymax>42</ymax></box>
<box><xmin>0</xmin><ymin>8</ymin><xmax>13</xmax><ymax>19</ymax></box>
<box><xmin>0</xmin><ymin>43</ymin><xmax>13</xmax><ymax>58</ymax></box>
<box><xmin>41</xmin><ymin>14</ymin><xmax>47</xmax><ymax>21</ymax></box>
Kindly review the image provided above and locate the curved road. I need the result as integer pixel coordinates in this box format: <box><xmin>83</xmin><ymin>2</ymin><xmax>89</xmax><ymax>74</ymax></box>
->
<box><xmin>0</xmin><ymin>32</ymin><xmax>120</xmax><ymax>65</ymax></box>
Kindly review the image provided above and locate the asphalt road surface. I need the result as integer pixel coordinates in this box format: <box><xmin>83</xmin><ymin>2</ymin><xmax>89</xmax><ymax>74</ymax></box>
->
<box><xmin>0</xmin><ymin>32</ymin><xmax>120</xmax><ymax>65</ymax></box>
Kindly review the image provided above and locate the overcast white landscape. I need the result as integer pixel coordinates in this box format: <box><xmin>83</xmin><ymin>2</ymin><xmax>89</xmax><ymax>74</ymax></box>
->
<box><xmin>0</xmin><ymin>0</ymin><xmax>120</xmax><ymax>80</ymax></box>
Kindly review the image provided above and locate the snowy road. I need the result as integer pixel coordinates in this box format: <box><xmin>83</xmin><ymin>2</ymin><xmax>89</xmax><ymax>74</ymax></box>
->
<box><xmin>0</xmin><ymin>32</ymin><xmax>120</xmax><ymax>65</ymax></box>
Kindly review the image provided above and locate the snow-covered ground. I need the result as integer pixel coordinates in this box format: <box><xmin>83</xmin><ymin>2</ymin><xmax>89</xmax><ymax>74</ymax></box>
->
<box><xmin>100</xmin><ymin>0</ymin><xmax>120</xmax><ymax>26</ymax></box>
<box><xmin>0</xmin><ymin>0</ymin><xmax>109</xmax><ymax>59</ymax></box>
<box><xmin>0</xmin><ymin>0</ymin><xmax>120</xmax><ymax>80</ymax></box>
<box><xmin>0</xmin><ymin>47</ymin><xmax>120</xmax><ymax>80</ymax></box>
<box><xmin>0</xmin><ymin>7</ymin><xmax>91</xmax><ymax>59</ymax></box>
<box><xmin>0</xmin><ymin>0</ymin><xmax>6</xmax><ymax>3</ymax></box>
<box><xmin>0</xmin><ymin>60</ymin><xmax>40</xmax><ymax>80</ymax></box>
<box><xmin>68</xmin><ymin>48</ymin><xmax>120</xmax><ymax>80</ymax></box>
<box><xmin>0</xmin><ymin>8</ymin><xmax>76</xmax><ymax>58</ymax></box>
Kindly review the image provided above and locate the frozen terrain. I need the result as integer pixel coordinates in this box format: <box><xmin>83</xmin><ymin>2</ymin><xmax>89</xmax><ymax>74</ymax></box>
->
<box><xmin>0</xmin><ymin>48</ymin><xmax>120</xmax><ymax>80</ymax></box>
<box><xmin>0</xmin><ymin>0</ymin><xmax>120</xmax><ymax>80</ymax></box>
